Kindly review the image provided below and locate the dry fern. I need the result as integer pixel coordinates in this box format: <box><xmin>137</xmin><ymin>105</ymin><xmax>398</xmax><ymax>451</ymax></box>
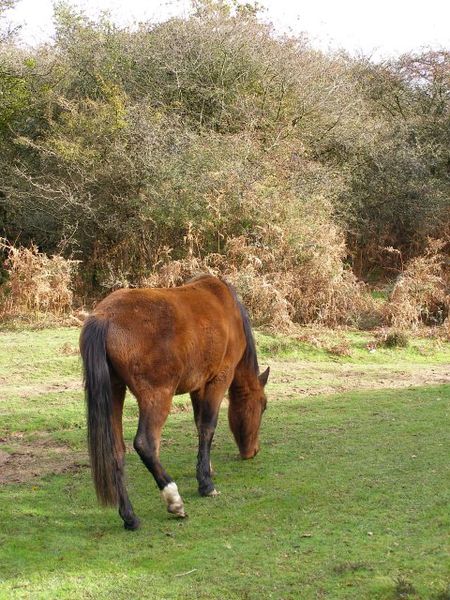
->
<box><xmin>385</xmin><ymin>239</ymin><xmax>449</xmax><ymax>329</ymax></box>
<box><xmin>0</xmin><ymin>239</ymin><xmax>79</xmax><ymax>320</ymax></box>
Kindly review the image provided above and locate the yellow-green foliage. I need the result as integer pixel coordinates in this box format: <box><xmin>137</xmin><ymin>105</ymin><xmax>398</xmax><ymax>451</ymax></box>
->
<box><xmin>0</xmin><ymin>1</ymin><xmax>449</xmax><ymax>329</ymax></box>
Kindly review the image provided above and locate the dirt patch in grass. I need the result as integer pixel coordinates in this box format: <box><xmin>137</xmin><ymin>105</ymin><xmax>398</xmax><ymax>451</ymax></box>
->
<box><xmin>271</xmin><ymin>362</ymin><xmax>450</xmax><ymax>398</ymax></box>
<box><xmin>2</xmin><ymin>379</ymin><xmax>81</xmax><ymax>399</ymax></box>
<box><xmin>332</xmin><ymin>561</ymin><xmax>372</xmax><ymax>575</ymax></box>
<box><xmin>0</xmin><ymin>434</ymin><xmax>87</xmax><ymax>485</ymax></box>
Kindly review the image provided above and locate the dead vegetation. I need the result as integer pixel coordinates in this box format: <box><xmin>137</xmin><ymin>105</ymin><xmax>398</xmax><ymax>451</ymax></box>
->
<box><xmin>142</xmin><ymin>226</ymin><xmax>376</xmax><ymax>332</ymax></box>
<box><xmin>1</xmin><ymin>6</ymin><xmax>449</xmax><ymax>339</ymax></box>
<box><xmin>0</xmin><ymin>234</ymin><xmax>449</xmax><ymax>339</ymax></box>
<box><xmin>0</xmin><ymin>239</ymin><xmax>79</xmax><ymax>324</ymax></box>
<box><xmin>141</xmin><ymin>233</ymin><xmax>450</xmax><ymax>338</ymax></box>
<box><xmin>378</xmin><ymin>330</ymin><xmax>410</xmax><ymax>348</ymax></box>
<box><xmin>385</xmin><ymin>239</ymin><xmax>450</xmax><ymax>334</ymax></box>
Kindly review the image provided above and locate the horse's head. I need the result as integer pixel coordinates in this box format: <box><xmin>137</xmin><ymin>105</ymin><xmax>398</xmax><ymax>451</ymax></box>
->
<box><xmin>228</xmin><ymin>366</ymin><xmax>270</xmax><ymax>460</ymax></box>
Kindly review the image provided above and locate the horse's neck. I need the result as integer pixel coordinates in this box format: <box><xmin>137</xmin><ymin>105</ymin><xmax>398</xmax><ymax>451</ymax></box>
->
<box><xmin>230</xmin><ymin>362</ymin><xmax>259</xmax><ymax>401</ymax></box>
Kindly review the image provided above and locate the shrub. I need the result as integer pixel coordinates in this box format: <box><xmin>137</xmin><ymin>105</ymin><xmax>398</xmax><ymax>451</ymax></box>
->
<box><xmin>1</xmin><ymin>2</ymin><xmax>448</xmax><ymax>326</ymax></box>
<box><xmin>381</xmin><ymin>330</ymin><xmax>409</xmax><ymax>348</ymax></box>
<box><xmin>140</xmin><ymin>224</ymin><xmax>375</xmax><ymax>332</ymax></box>
<box><xmin>0</xmin><ymin>240</ymin><xmax>78</xmax><ymax>320</ymax></box>
<box><xmin>385</xmin><ymin>239</ymin><xmax>449</xmax><ymax>329</ymax></box>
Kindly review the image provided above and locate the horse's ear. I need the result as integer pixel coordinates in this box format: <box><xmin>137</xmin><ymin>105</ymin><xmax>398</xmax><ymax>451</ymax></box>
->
<box><xmin>258</xmin><ymin>366</ymin><xmax>270</xmax><ymax>387</ymax></box>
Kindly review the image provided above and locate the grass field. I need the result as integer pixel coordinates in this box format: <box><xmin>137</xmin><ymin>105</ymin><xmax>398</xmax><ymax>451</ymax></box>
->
<box><xmin>1</xmin><ymin>328</ymin><xmax>449</xmax><ymax>599</ymax></box>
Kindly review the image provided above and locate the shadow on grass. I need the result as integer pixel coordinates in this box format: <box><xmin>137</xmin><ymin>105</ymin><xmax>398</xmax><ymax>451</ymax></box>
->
<box><xmin>1</xmin><ymin>386</ymin><xmax>450</xmax><ymax>599</ymax></box>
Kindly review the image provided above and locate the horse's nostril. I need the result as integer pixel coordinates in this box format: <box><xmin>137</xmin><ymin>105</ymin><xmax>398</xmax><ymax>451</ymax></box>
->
<box><xmin>240</xmin><ymin>446</ymin><xmax>259</xmax><ymax>460</ymax></box>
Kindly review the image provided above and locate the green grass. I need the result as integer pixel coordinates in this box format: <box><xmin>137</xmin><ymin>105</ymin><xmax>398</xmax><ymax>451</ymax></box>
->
<box><xmin>256</xmin><ymin>330</ymin><xmax>450</xmax><ymax>364</ymax></box>
<box><xmin>1</xmin><ymin>328</ymin><xmax>450</xmax><ymax>599</ymax></box>
<box><xmin>0</xmin><ymin>328</ymin><xmax>80</xmax><ymax>388</ymax></box>
<box><xmin>1</xmin><ymin>326</ymin><xmax>449</xmax><ymax>381</ymax></box>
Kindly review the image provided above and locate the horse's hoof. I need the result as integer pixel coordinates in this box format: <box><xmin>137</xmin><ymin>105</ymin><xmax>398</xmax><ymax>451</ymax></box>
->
<box><xmin>206</xmin><ymin>488</ymin><xmax>220</xmax><ymax>497</ymax></box>
<box><xmin>167</xmin><ymin>503</ymin><xmax>187</xmax><ymax>518</ymax></box>
<box><xmin>199</xmin><ymin>481</ymin><xmax>218</xmax><ymax>497</ymax></box>
<box><xmin>124</xmin><ymin>517</ymin><xmax>140</xmax><ymax>531</ymax></box>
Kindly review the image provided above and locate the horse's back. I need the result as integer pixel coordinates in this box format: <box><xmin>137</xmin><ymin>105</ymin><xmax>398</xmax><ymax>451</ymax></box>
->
<box><xmin>91</xmin><ymin>276</ymin><xmax>245</xmax><ymax>394</ymax></box>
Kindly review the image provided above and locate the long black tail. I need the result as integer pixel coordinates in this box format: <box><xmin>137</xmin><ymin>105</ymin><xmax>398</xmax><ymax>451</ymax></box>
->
<box><xmin>79</xmin><ymin>316</ymin><xmax>118</xmax><ymax>506</ymax></box>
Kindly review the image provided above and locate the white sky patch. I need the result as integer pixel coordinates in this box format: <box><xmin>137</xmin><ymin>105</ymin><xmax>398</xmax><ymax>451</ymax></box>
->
<box><xmin>5</xmin><ymin>0</ymin><xmax>450</xmax><ymax>58</ymax></box>
<box><xmin>262</xmin><ymin>0</ymin><xmax>450</xmax><ymax>58</ymax></box>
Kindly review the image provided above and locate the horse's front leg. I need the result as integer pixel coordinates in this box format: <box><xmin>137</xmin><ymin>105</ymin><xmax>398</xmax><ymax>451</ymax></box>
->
<box><xmin>134</xmin><ymin>388</ymin><xmax>186</xmax><ymax>518</ymax></box>
<box><xmin>190</xmin><ymin>379</ymin><xmax>229</xmax><ymax>497</ymax></box>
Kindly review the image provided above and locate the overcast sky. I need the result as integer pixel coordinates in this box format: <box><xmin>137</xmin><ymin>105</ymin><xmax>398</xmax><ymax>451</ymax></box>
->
<box><xmin>6</xmin><ymin>0</ymin><xmax>450</xmax><ymax>59</ymax></box>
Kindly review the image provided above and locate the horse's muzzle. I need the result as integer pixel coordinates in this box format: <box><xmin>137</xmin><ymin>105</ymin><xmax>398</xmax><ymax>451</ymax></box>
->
<box><xmin>240</xmin><ymin>445</ymin><xmax>260</xmax><ymax>460</ymax></box>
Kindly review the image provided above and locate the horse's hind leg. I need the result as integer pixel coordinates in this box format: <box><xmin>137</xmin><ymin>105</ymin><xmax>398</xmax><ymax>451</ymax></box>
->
<box><xmin>111</xmin><ymin>377</ymin><xmax>140</xmax><ymax>530</ymax></box>
<box><xmin>133</xmin><ymin>388</ymin><xmax>186</xmax><ymax>518</ymax></box>
<box><xmin>191</xmin><ymin>379</ymin><xmax>228</xmax><ymax>497</ymax></box>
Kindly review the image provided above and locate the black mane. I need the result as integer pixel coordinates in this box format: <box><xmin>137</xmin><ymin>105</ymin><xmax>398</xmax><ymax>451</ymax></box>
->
<box><xmin>223</xmin><ymin>279</ymin><xmax>259</xmax><ymax>375</ymax></box>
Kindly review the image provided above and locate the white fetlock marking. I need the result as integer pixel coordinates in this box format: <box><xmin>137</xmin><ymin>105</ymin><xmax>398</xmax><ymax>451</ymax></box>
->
<box><xmin>207</xmin><ymin>488</ymin><xmax>220</xmax><ymax>497</ymax></box>
<box><xmin>161</xmin><ymin>482</ymin><xmax>186</xmax><ymax>517</ymax></box>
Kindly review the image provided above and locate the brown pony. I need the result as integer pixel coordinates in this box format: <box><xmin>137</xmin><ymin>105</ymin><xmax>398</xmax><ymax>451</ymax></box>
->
<box><xmin>79</xmin><ymin>275</ymin><xmax>269</xmax><ymax>530</ymax></box>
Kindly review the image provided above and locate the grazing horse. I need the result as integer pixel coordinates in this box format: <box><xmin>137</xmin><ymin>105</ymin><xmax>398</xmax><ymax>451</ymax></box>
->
<box><xmin>79</xmin><ymin>275</ymin><xmax>269</xmax><ymax>530</ymax></box>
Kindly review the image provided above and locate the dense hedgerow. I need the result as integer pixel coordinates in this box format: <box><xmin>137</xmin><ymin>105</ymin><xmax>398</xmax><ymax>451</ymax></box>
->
<box><xmin>0</xmin><ymin>1</ymin><xmax>449</xmax><ymax>328</ymax></box>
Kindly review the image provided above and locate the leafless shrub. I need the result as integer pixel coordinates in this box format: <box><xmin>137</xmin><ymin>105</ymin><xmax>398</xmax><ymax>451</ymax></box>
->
<box><xmin>141</xmin><ymin>227</ymin><xmax>220</xmax><ymax>288</ymax></box>
<box><xmin>1</xmin><ymin>5</ymin><xmax>449</xmax><ymax>322</ymax></box>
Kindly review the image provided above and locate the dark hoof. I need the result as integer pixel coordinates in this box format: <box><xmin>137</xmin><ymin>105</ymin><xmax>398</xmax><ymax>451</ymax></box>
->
<box><xmin>199</xmin><ymin>482</ymin><xmax>216</xmax><ymax>497</ymax></box>
<box><xmin>123</xmin><ymin>517</ymin><xmax>140</xmax><ymax>531</ymax></box>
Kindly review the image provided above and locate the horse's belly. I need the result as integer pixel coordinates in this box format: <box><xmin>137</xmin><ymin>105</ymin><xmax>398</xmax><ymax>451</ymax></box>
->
<box><xmin>174</xmin><ymin>363</ymin><xmax>223</xmax><ymax>395</ymax></box>
<box><xmin>174</xmin><ymin>384</ymin><xmax>191</xmax><ymax>395</ymax></box>
<box><xmin>174</xmin><ymin>375</ymin><xmax>203</xmax><ymax>395</ymax></box>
